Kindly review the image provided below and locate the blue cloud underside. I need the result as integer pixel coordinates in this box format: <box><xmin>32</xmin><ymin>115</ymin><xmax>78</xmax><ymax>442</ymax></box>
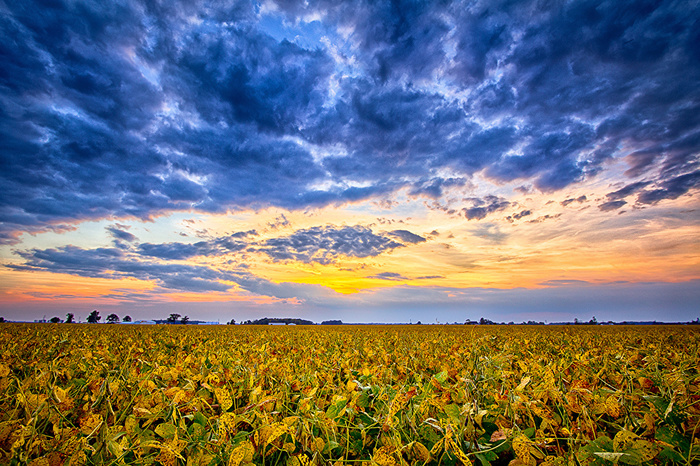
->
<box><xmin>0</xmin><ymin>0</ymin><xmax>698</xmax><ymax>245</ymax></box>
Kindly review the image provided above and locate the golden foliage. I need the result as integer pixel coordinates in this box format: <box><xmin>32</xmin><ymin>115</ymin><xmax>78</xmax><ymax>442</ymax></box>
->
<box><xmin>0</xmin><ymin>323</ymin><xmax>698</xmax><ymax>465</ymax></box>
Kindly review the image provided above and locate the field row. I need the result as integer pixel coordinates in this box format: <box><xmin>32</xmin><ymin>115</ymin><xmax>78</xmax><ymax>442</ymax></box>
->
<box><xmin>0</xmin><ymin>324</ymin><xmax>698</xmax><ymax>465</ymax></box>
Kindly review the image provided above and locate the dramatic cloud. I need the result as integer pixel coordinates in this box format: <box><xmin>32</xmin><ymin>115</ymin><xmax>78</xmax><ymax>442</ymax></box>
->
<box><xmin>258</xmin><ymin>225</ymin><xmax>406</xmax><ymax>265</ymax></box>
<box><xmin>0</xmin><ymin>0</ymin><xmax>697</xmax><ymax>245</ymax></box>
<box><xmin>6</xmin><ymin>243</ymin><xmax>333</xmax><ymax>301</ymax></box>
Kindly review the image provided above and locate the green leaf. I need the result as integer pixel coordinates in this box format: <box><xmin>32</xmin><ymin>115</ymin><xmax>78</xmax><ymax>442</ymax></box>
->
<box><xmin>444</xmin><ymin>404</ymin><xmax>462</xmax><ymax>427</ymax></box>
<box><xmin>657</xmin><ymin>447</ymin><xmax>685</xmax><ymax>463</ymax></box>
<box><xmin>188</xmin><ymin>422</ymin><xmax>205</xmax><ymax>442</ymax></box>
<box><xmin>107</xmin><ymin>439</ymin><xmax>124</xmax><ymax>458</ymax></box>
<box><xmin>475</xmin><ymin>450</ymin><xmax>497</xmax><ymax>466</ymax></box>
<box><xmin>155</xmin><ymin>422</ymin><xmax>177</xmax><ymax>440</ymax></box>
<box><xmin>356</xmin><ymin>391</ymin><xmax>370</xmax><ymax>408</ymax></box>
<box><xmin>434</xmin><ymin>371</ymin><xmax>448</xmax><ymax>384</ymax></box>
<box><xmin>323</xmin><ymin>440</ymin><xmax>340</xmax><ymax>454</ymax></box>
<box><xmin>193</xmin><ymin>411</ymin><xmax>207</xmax><ymax>426</ymax></box>
<box><xmin>593</xmin><ymin>452</ymin><xmax>626</xmax><ymax>461</ymax></box>
<box><xmin>655</xmin><ymin>426</ymin><xmax>690</xmax><ymax>455</ymax></box>
<box><xmin>326</xmin><ymin>398</ymin><xmax>348</xmax><ymax>419</ymax></box>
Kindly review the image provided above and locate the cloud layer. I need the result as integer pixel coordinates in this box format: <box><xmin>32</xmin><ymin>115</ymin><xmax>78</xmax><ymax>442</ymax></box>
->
<box><xmin>8</xmin><ymin>224</ymin><xmax>426</xmax><ymax>296</ymax></box>
<box><xmin>1</xmin><ymin>0</ymin><xmax>698</xmax><ymax>245</ymax></box>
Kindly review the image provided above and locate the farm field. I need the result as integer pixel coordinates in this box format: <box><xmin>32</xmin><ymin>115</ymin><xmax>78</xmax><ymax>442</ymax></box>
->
<box><xmin>0</xmin><ymin>324</ymin><xmax>698</xmax><ymax>466</ymax></box>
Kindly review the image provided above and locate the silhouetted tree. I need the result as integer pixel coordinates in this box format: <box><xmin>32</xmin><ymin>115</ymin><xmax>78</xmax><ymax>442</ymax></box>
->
<box><xmin>87</xmin><ymin>310</ymin><xmax>101</xmax><ymax>323</ymax></box>
<box><xmin>166</xmin><ymin>313</ymin><xmax>181</xmax><ymax>324</ymax></box>
<box><xmin>227</xmin><ymin>318</ymin><xmax>236</xmax><ymax>325</ymax></box>
<box><xmin>49</xmin><ymin>316</ymin><xmax>62</xmax><ymax>323</ymax></box>
<box><xmin>0</xmin><ymin>317</ymin><xmax>5</xmax><ymax>323</ymax></box>
<box><xmin>106</xmin><ymin>313</ymin><xmax>120</xmax><ymax>323</ymax></box>
<box><xmin>123</xmin><ymin>315</ymin><xmax>132</xmax><ymax>322</ymax></box>
<box><xmin>181</xmin><ymin>315</ymin><xmax>190</xmax><ymax>325</ymax></box>
<box><xmin>65</xmin><ymin>313</ymin><xmax>74</xmax><ymax>323</ymax></box>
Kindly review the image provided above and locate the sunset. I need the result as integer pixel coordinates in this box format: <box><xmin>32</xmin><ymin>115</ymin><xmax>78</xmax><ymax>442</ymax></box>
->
<box><xmin>1</xmin><ymin>0</ymin><xmax>698</xmax><ymax>323</ymax></box>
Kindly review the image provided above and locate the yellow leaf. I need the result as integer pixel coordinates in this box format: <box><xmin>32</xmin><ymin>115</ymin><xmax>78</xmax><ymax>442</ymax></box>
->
<box><xmin>80</xmin><ymin>414</ymin><xmax>103</xmax><ymax>436</ymax></box>
<box><xmin>372</xmin><ymin>446</ymin><xmax>396</xmax><ymax>466</ymax></box>
<box><xmin>0</xmin><ymin>362</ymin><xmax>10</xmax><ymax>378</ymax></box>
<box><xmin>54</xmin><ymin>386</ymin><xmax>67</xmax><ymax>403</ymax></box>
<box><xmin>219</xmin><ymin>412</ymin><xmax>237</xmax><ymax>439</ymax></box>
<box><xmin>511</xmin><ymin>435</ymin><xmax>536</xmax><ymax>466</ymax></box>
<box><xmin>515</xmin><ymin>376</ymin><xmax>531</xmax><ymax>391</ymax></box>
<box><xmin>215</xmin><ymin>387</ymin><xmax>233</xmax><ymax>411</ymax></box>
<box><xmin>229</xmin><ymin>443</ymin><xmax>247</xmax><ymax>466</ymax></box>
<box><xmin>411</xmin><ymin>441</ymin><xmax>431</xmax><ymax>463</ymax></box>
<box><xmin>312</xmin><ymin>437</ymin><xmax>325</xmax><ymax>453</ymax></box>
<box><xmin>613</xmin><ymin>430</ymin><xmax>637</xmax><ymax>452</ymax></box>
<box><xmin>265</xmin><ymin>423</ymin><xmax>288</xmax><ymax>447</ymax></box>
<box><xmin>448</xmin><ymin>440</ymin><xmax>472</xmax><ymax>466</ymax></box>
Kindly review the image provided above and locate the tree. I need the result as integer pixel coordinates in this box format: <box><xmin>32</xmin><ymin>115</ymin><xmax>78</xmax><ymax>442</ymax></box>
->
<box><xmin>0</xmin><ymin>317</ymin><xmax>5</xmax><ymax>323</ymax></box>
<box><xmin>87</xmin><ymin>310</ymin><xmax>101</xmax><ymax>323</ymax></box>
<box><xmin>106</xmin><ymin>313</ymin><xmax>120</xmax><ymax>324</ymax></box>
<box><xmin>227</xmin><ymin>318</ymin><xmax>236</xmax><ymax>325</ymax></box>
<box><xmin>66</xmin><ymin>313</ymin><xmax>74</xmax><ymax>323</ymax></box>
<box><xmin>181</xmin><ymin>315</ymin><xmax>190</xmax><ymax>325</ymax></box>
<box><xmin>123</xmin><ymin>315</ymin><xmax>132</xmax><ymax>322</ymax></box>
<box><xmin>49</xmin><ymin>316</ymin><xmax>62</xmax><ymax>323</ymax></box>
<box><xmin>166</xmin><ymin>313</ymin><xmax>181</xmax><ymax>324</ymax></box>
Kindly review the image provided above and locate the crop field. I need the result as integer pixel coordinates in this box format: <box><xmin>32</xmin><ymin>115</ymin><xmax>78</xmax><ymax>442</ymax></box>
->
<box><xmin>0</xmin><ymin>324</ymin><xmax>698</xmax><ymax>466</ymax></box>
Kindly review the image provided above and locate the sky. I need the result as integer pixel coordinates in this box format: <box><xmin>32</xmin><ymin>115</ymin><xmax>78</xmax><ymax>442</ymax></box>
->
<box><xmin>1</xmin><ymin>0</ymin><xmax>699</xmax><ymax>324</ymax></box>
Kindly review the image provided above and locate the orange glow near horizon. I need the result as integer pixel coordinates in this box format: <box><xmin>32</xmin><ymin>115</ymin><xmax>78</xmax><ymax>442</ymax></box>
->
<box><xmin>1</xmin><ymin>183</ymin><xmax>698</xmax><ymax>317</ymax></box>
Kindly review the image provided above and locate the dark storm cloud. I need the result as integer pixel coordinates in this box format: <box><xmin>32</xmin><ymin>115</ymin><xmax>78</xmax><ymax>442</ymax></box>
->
<box><xmin>258</xmin><ymin>225</ymin><xmax>405</xmax><ymax>264</ymax></box>
<box><xmin>1</xmin><ymin>0</ymin><xmax>699</xmax><ymax>241</ymax></box>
